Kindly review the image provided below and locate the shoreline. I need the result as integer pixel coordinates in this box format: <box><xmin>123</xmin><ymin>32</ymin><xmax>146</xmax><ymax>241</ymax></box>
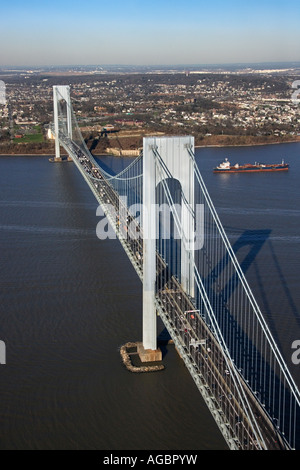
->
<box><xmin>195</xmin><ymin>138</ymin><xmax>300</xmax><ymax>149</ymax></box>
<box><xmin>0</xmin><ymin>138</ymin><xmax>299</xmax><ymax>156</ymax></box>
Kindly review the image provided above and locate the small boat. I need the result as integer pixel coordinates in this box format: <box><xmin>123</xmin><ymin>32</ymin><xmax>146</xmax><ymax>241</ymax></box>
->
<box><xmin>213</xmin><ymin>158</ymin><xmax>289</xmax><ymax>173</ymax></box>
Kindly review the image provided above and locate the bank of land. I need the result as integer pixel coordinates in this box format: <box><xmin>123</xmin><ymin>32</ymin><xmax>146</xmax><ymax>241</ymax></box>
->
<box><xmin>0</xmin><ymin>65</ymin><xmax>299</xmax><ymax>155</ymax></box>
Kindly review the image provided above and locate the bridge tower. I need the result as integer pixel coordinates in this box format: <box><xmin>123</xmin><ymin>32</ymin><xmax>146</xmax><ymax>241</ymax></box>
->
<box><xmin>53</xmin><ymin>85</ymin><xmax>73</xmax><ymax>161</ymax></box>
<box><xmin>139</xmin><ymin>136</ymin><xmax>195</xmax><ymax>361</ymax></box>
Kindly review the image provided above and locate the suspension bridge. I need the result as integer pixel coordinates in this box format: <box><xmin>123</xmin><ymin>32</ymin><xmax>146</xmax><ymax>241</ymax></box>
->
<box><xmin>50</xmin><ymin>85</ymin><xmax>300</xmax><ymax>450</ymax></box>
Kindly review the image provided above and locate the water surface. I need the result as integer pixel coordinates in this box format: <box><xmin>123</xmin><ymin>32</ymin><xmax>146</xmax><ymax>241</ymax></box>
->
<box><xmin>0</xmin><ymin>142</ymin><xmax>299</xmax><ymax>450</ymax></box>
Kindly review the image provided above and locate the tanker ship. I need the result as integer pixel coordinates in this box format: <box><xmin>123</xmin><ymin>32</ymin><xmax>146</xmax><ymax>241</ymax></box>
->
<box><xmin>213</xmin><ymin>158</ymin><xmax>289</xmax><ymax>173</ymax></box>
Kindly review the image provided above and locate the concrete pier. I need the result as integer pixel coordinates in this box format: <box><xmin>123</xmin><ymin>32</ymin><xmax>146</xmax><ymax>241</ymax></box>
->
<box><xmin>136</xmin><ymin>342</ymin><xmax>162</xmax><ymax>363</ymax></box>
<box><xmin>120</xmin><ymin>342</ymin><xmax>164</xmax><ymax>373</ymax></box>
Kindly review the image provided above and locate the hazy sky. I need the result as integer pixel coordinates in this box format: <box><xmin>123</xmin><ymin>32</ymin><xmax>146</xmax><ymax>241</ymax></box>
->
<box><xmin>0</xmin><ymin>0</ymin><xmax>299</xmax><ymax>66</ymax></box>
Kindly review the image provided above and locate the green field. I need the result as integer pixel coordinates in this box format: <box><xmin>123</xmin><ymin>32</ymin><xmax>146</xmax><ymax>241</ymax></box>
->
<box><xmin>13</xmin><ymin>125</ymin><xmax>44</xmax><ymax>144</ymax></box>
<box><xmin>14</xmin><ymin>134</ymin><xmax>44</xmax><ymax>144</ymax></box>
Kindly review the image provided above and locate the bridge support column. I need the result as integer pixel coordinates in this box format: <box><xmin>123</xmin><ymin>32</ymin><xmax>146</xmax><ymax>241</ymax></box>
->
<box><xmin>142</xmin><ymin>138</ymin><xmax>161</xmax><ymax>359</ymax></box>
<box><xmin>53</xmin><ymin>85</ymin><xmax>73</xmax><ymax>162</ymax></box>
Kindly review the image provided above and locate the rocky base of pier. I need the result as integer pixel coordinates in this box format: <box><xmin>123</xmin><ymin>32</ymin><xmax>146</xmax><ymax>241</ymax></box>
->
<box><xmin>120</xmin><ymin>342</ymin><xmax>165</xmax><ymax>373</ymax></box>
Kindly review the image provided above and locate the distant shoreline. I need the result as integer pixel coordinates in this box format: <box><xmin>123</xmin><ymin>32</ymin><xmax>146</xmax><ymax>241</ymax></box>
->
<box><xmin>0</xmin><ymin>138</ymin><xmax>299</xmax><ymax>157</ymax></box>
<box><xmin>195</xmin><ymin>138</ymin><xmax>300</xmax><ymax>149</ymax></box>
<box><xmin>0</xmin><ymin>153</ymin><xmax>56</xmax><ymax>156</ymax></box>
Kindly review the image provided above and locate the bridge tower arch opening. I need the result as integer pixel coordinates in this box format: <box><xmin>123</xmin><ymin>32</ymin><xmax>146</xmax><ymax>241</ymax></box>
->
<box><xmin>156</xmin><ymin>177</ymin><xmax>182</xmax><ymax>284</ymax></box>
<box><xmin>53</xmin><ymin>85</ymin><xmax>73</xmax><ymax>161</ymax></box>
<box><xmin>141</xmin><ymin>136</ymin><xmax>195</xmax><ymax>359</ymax></box>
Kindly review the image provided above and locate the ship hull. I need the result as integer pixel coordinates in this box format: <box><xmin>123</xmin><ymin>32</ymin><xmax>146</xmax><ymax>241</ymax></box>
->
<box><xmin>214</xmin><ymin>165</ymin><xmax>289</xmax><ymax>173</ymax></box>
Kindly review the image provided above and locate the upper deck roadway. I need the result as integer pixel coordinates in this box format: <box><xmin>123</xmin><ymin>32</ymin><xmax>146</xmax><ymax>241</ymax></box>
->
<box><xmin>57</xmin><ymin>131</ymin><xmax>290</xmax><ymax>450</ymax></box>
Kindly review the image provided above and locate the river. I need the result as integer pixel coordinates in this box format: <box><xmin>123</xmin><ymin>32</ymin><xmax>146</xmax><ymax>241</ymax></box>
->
<box><xmin>0</xmin><ymin>142</ymin><xmax>299</xmax><ymax>450</ymax></box>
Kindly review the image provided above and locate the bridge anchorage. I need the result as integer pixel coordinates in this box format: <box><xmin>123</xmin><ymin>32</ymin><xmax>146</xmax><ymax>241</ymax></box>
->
<box><xmin>52</xmin><ymin>85</ymin><xmax>300</xmax><ymax>450</ymax></box>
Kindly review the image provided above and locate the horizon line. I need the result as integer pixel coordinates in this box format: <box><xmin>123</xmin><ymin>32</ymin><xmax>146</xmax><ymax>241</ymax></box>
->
<box><xmin>1</xmin><ymin>60</ymin><xmax>300</xmax><ymax>69</ymax></box>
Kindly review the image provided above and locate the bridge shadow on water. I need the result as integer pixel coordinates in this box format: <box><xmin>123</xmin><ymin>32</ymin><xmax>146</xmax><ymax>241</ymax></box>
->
<box><xmin>158</xmin><ymin>229</ymin><xmax>273</xmax><ymax>350</ymax></box>
<box><xmin>231</xmin><ymin>228</ymin><xmax>300</xmax><ymax>362</ymax></box>
<box><xmin>158</xmin><ymin>227</ymin><xmax>300</xmax><ymax>448</ymax></box>
<box><xmin>210</xmin><ymin>228</ymin><xmax>299</xmax><ymax>449</ymax></box>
